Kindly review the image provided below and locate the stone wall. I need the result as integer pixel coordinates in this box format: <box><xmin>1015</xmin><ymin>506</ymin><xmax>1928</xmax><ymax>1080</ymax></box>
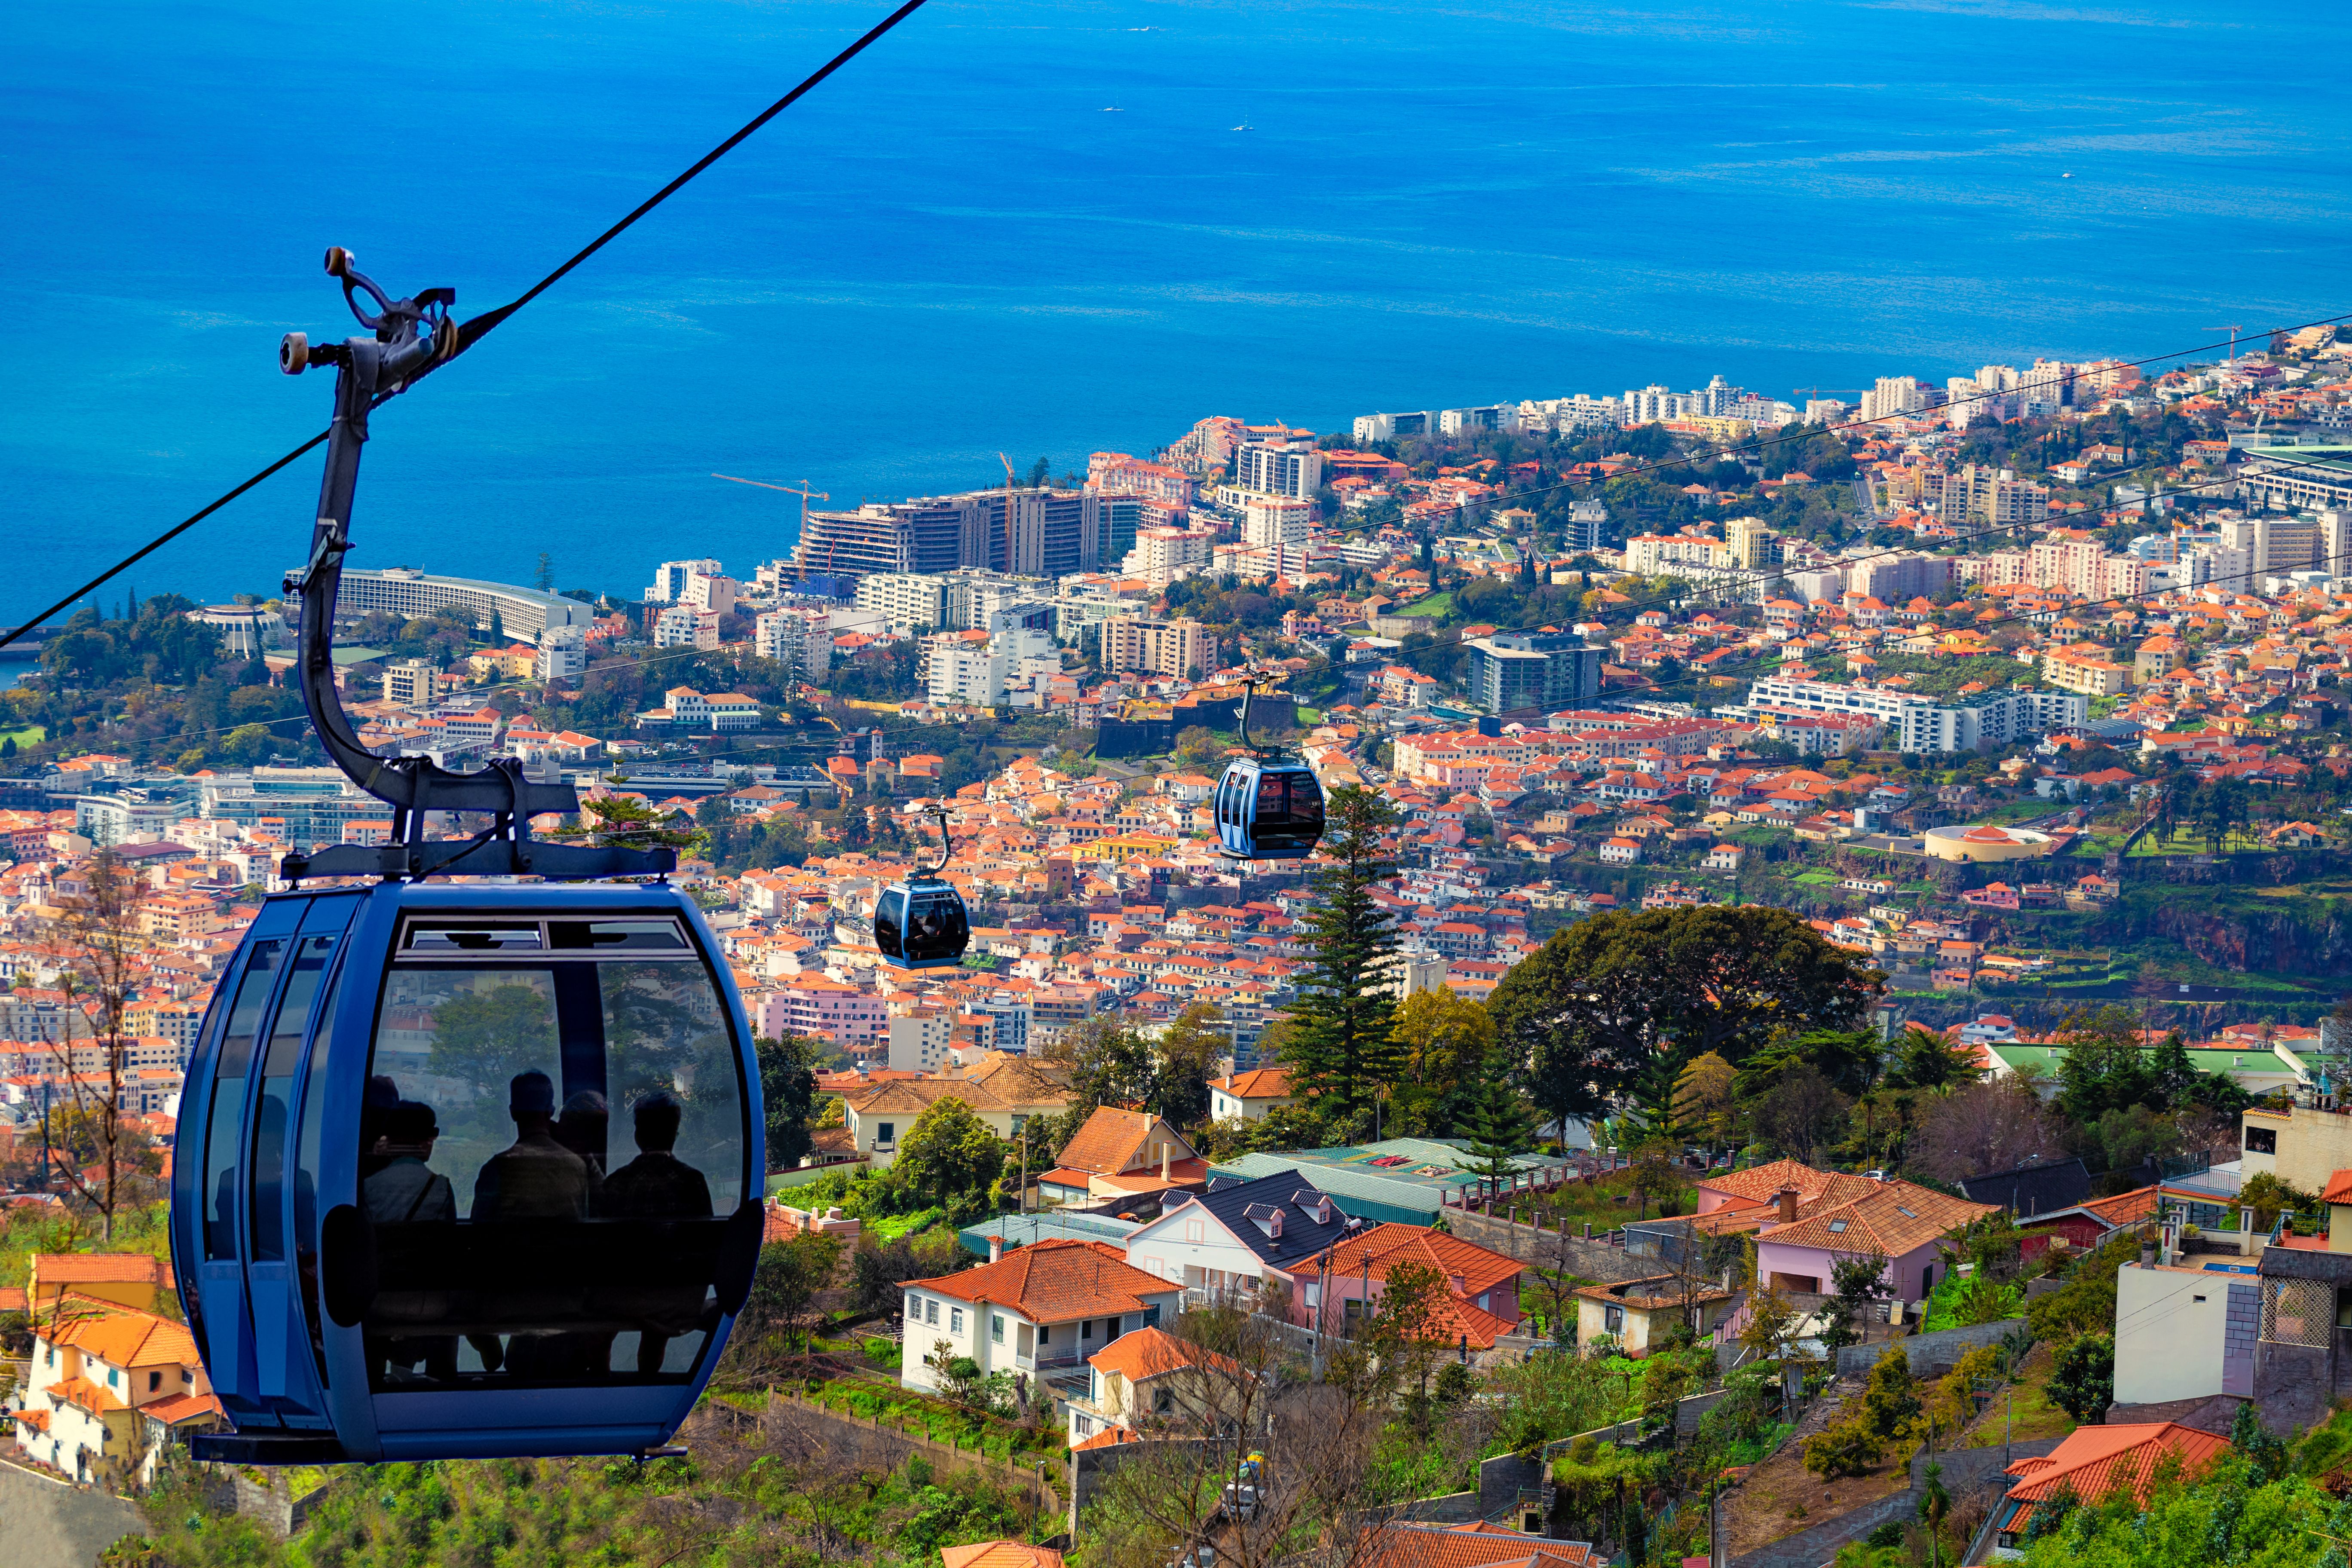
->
<box><xmin>1833</xmin><ymin>1319</ymin><xmax>2021</xmax><ymax>1378</ymax></box>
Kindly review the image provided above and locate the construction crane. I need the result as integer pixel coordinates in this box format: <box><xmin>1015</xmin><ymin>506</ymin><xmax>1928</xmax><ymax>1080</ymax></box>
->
<box><xmin>2205</xmin><ymin>325</ymin><xmax>2244</xmax><ymax>362</ymax></box>
<box><xmin>714</xmin><ymin>472</ymin><xmax>832</xmax><ymax>575</ymax></box>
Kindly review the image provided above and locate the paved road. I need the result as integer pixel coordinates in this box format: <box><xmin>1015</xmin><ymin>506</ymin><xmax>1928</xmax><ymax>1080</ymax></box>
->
<box><xmin>0</xmin><ymin>1460</ymin><xmax>143</xmax><ymax>1568</ymax></box>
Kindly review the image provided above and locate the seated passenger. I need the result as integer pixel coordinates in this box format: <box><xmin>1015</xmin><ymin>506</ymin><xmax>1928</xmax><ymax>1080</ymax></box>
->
<box><xmin>555</xmin><ymin>1089</ymin><xmax>612</xmax><ymax>1191</ymax></box>
<box><xmin>472</xmin><ymin>1071</ymin><xmax>589</xmax><ymax>1222</ymax></box>
<box><xmin>601</xmin><ymin>1090</ymin><xmax>713</xmax><ymax>1220</ymax></box>
<box><xmin>471</xmin><ymin>1071</ymin><xmax>591</xmax><ymax>1378</ymax></box>
<box><xmin>600</xmin><ymin>1090</ymin><xmax>715</xmax><ymax>1375</ymax></box>
<box><xmin>364</xmin><ymin>1101</ymin><xmax>455</xmax><ymax>1224</ymax></box>
<box><xmin>362</xmin><ymin>1100</ymin><xmax>457</xmax><ymax>1381</ymax></box>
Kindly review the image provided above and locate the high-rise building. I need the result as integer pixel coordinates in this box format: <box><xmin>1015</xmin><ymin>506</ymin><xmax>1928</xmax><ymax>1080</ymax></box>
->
<box><xmin>1241</xmin><ymin>495</ymin><xmax>1314</xmax><ymax>578</ymax></box>
<box><xmin>1849</xmin><ymin>551</ymin><xmax>1954</xmax><ymax>603</ymax></box>
<box><xmin>1859</xmin><ymin>377</ymin><xmax>1929</xmax><ymax>423</ymax></box>
<box><xmin>323</xmin><ymin>567</ymin><xmax>594</xmax><ymax>641</ymax></box>
<box><xmin>1565</xmin><ymin>499</ymin><xmax>1609</xmax><ymax>554</ymax></box>
<box><xmin>1464</xmin><ymin>634</ymin><xmax>1603</xmax><ymax>714</ymax></box>
<box><xmin>1725</xmin><ymin>516</ymin><xmax>1778</xmax><ymax>570</ymax></box>
<box><xmin>855</xmin><ymin>573</ymin><xmax>949</xmax><ymax>631</ymax></box>
<box><xmin>1102</xmin><ymin>616</ymin><xmax>1211</xmax><ymax>678</ymax></box>
<box><xmin>653</xmin><ymin>605</ymin><xmax>720</xmax><ymax>650</ymax></box>
<box><xmin>797</xmin><ymin>489</ymin><xmax>1099</xmax><ymax>584</ymax></box>
<box><xmin>928</xmin><ymin>642</ymin><xmax>1007</xmax><ymax>707</ymax></box>
<box><xmin>534</xmin><ymin>625</ymin><xmax>586</xmax><ymax>684</ymax></box>
<box><xmin>1089</xmin><ymin>452</ymin><xmax>1199</xmax><ymax>507</ymax></box>
<box><xmin>645</xmin><ymin>559</ymin><xmax>723</xmax><ymax>603</ymax></box>
<box><xmin>1233</xmin><ymin>444</ymin><xmax>1324</xmax><ymax>499</ymax></box>
<box><xmin>382</xmin><ymin>659</ymin><xmax>434</xmax><ymax>707</ymax></box>
<box><xmin>1093</xmin><ymin>494</ymin><xmax>1146</xmax><ymax>571</ymax></box>
<box><xmin>1123</xmin><ymin>527</ymin><xmax>1216</xmax><ymax>587</ymax></box>
<box><xmin>753</xmin><ymin>607</ymin><xmax>833</xmax><ymax>681</ymax></box>
<box><xmin>1352</xmin><ymin>410</ymin><xmax>1436</xmax><ymax>443</ymax></box>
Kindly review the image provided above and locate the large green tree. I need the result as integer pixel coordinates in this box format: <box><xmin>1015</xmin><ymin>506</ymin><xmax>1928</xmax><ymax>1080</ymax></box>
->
<box><xmin>1491</xmin><ymin>905</ymin><xmax>1883</xmax><ymax>1128</ymax></box>
<box><xmin>754</xmin><ymin>1033</ymin><xmax>821</xmax><ymax>1172</ymax></box>
<box><xmin>884</xmin><ymin>1096</ymin><xmax>1006</xmax><ymax>1222</ymax></box>
<box><xmin>1280</xmin><ymin>786</ymin><xmax>1404</xmax><ymax>1116</ymax></box>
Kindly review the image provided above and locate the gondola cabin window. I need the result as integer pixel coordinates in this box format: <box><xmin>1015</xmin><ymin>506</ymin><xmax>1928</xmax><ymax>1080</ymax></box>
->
<box><xmin>358</xmin><ymin>917</ymin><xmax>748</xmax><ymax>1390</ymax></box>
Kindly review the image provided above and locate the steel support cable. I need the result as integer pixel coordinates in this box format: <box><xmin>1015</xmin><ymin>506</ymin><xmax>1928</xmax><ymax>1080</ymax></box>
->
<box><xmin>0</xmin><ymin>0</ymin><xmax>933</xmax><ymax>651</ymax></box>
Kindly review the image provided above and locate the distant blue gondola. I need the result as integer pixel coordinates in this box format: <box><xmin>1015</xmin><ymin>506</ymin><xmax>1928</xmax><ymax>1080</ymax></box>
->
<box><xmin>1212</xmin><ymin>677</ymin><xmax>1326</xmax><ymax>861</ymax></box>
<box><xmin>875</xmin><ymin>802</ymin><xmax>971</xmax><ymax>969</ymax></box>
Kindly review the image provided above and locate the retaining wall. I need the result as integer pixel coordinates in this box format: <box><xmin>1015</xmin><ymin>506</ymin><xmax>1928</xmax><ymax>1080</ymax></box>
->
<box><xmin>1833</xmin><ymin>1320</ymin><xmax>2023</xmax><ymax>1379</ymax></box>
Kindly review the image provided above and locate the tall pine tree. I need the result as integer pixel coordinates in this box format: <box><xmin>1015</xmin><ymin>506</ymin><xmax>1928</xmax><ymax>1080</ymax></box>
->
<box><xmin>1281</xmin><ymin>785</ymin><xmax>1403</xmax><ymax>1119</ymax></box>
<box><xmin>1458</xmin><ymin>1051</ymin><xmax>1535</xmax><ymax>1198</ymax></box>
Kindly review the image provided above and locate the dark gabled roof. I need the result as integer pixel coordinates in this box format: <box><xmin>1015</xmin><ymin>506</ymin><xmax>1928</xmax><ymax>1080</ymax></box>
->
<box><xmin>1958</xmin><ymin>1157</ymin><xmax>2092</xmax><ymax>1219</ymax></box>
<box><xmin>1166</xmin><ymin>1172</ymin><xmax>1348</xmax><ymax>1267</ymax></box>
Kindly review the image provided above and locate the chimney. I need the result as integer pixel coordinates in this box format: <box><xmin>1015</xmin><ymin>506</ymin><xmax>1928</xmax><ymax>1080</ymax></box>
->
<box><xmin>1162</xmin><ymin>1142</ymin><xmax>1172</xmax><ymax>1180</ymax></box>
<box><xmin>989</xmin><ymin>1235</ymin><xmax>1005</xmax><ymax>1263</ymax></box>
<box><xmin>1774</xmin><ymin>1186</ymin><xmax>1798</xmax><ymax>1226</ymax></box>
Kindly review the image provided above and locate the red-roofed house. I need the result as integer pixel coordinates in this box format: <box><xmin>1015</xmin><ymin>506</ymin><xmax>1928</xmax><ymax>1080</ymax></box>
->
<box><xmin>1037</xmin><ymin>1106</ymin><xmax>1206</xmax><ymax>1204</ymax></box>
<box><xmin>897</xmin><ymin>1240</ymin><xmax>1180</xmax><ymax>1393</ymax></box>
<box><xmin>1992</xmin><ymin>1424</ymin><xmax>2231</xmax><ymax>1549</ymax></box>
<box><xmin>1060</xmin><ymin>1323</ymin><xmax>1250</xmax><ymax>1446</ymax></box>
<box><xmin>1209</xmin><ymin>1066</ymin><xmax>1294</xmax><ymax>1123</ymax></box>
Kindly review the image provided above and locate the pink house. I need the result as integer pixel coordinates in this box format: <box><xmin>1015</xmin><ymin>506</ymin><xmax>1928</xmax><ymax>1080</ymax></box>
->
<box><xmin>1272</xmin><ymin>1223</ymin><xmax>1524</xmax><ymax>1348</ymax></box>
<box><xmin>1690</xmin><ymin>1158</ymin><xmax>1998</xmax><ymax>1302</ymax></box>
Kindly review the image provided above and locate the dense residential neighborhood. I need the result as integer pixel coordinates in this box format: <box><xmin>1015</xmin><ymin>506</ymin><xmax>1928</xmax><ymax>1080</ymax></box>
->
<box><xmin>12</xmin><ymin>337</ymin><xmax>2352</xmax><ymax>1567</ymax></box>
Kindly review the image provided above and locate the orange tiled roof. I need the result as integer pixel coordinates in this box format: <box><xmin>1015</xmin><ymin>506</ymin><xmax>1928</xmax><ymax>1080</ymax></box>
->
<box><xmin>1761</xmin><ymin>1179</ymin><xmax>1999</xmax><ymax>1259</ymax></box>
<box><xmin>46</xmin><ymin>1300</ymin><xmax>199</xmax><ymax>1369</ymax></box>
<box><xmin>137</xmin><ymin>1392</ymin><xmax>223</xmax><ymax>1426</ymax></box>
<box><xmin>46</xmin><ymin>1375</ymin><xmax>125</xmax><ymax>1416</ymax></box>
<box><xmin>1087</xmin><ymin>1324</ymin><xmax>1242</xmax><ymax>1381</ymax></box>
<box><xmin>1054</xmin><ymin>1106</ymin><xmax>1187</xmax><ymax>1178</ymax></box>
<box><xmin>1358</xmin><ymin>1522</ymin><xmax>1602</xmax><ymax>1568</ymax></box>
<box><xmin>2002</xmin><ymin>1422</ymin><xmax>2230</xmax><ymax>1531</ymax></box>
<box><xmin>1694</xmin><ymin>1158</ymin><xmax>1849</xmax><ymax>1207</ymax></box>
<box><xmin>31</xmin><ymin>1252</ymin><xmax>169</xmax><ymax>1285</ymax></box>
<box><xmin>906</xmin><ymin>1240</ymin><xmax>1172</xmax><ymax>1320</ymax></box>
<box><xmin>942</xmin><ymin>1546</ymin><xmax>1063</xmax><ymax>1568</ymax></box>
<box><xmin>2324</xmin><ymin>1169</ymin><xmax>2352</xmax><ymax>1206</ymax></box>
<box><xmin>1213</xmin><ymin>1066</ymin><xmax>1292</xmax><ymax>1099</ymax></box>
<box><xmin>1311</xmin><ymin>1223</ymin><xmax>1524</xmax><ymax>1296</ymax></box>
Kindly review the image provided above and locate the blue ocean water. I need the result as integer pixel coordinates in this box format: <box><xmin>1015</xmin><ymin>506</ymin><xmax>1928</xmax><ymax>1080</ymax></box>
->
<box><xmin>5</xmin><ymin>0</ymin><xmax>2351</xmax><ymax>614</ymax></box>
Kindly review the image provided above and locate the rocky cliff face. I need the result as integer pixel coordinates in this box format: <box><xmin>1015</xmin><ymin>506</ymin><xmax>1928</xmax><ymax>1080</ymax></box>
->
<box><xmin>2150</xmin><ymin>900</ymin><xmax>2352</xmax><ymax>973</ymax></box>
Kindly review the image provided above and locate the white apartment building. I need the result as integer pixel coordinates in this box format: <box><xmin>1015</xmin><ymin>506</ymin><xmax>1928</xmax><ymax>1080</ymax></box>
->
<box><xmin>535</xmin><ymin>624</ymin><xmax>586</xmax><ymax>683</ymax></box>
<box><xmin>645</xmin><ymin>558</ymin><xmax>724</xmax><ymax>603</ymax></box>
<box><xmin>1859</xmin><ymin>377</ymin><xmax>1929</xmax><ymax>423</ymax></box>
<box><xmin>887</xmin><ymin>1008</ymin><xmax>952</xmax><ymax>1072</ymax></box>
<box><xmin>1102</xmin><ymin>616</ymin><xmax>1211</xmax><ymax>678</ymax></box>
<box><xmin>1743</xmin><ymin>676</ymin><xmax>2087</xmax><ymax>754</ymax></box>
<box><xmin>855</xmin><ymin>573</ymin><xmax>949</xmax><ymax>631</ymax></box>
<box><xmin>1233</xmin><ymin>444</ymin><xmax>1324</xmax><ymax>500</ymax></box>
<box><xmin>753</xmin><ymin>607</ymin><xmax>833</xmax><ymax>682</ymax></box>
<box><xmin>1122</xmin><ymin>526</ymin><xmax>1215</xmax><ymax>587</ymax></box>
<box><xmin>652</xmin><ymin>604</ymin><xmax>720</xmax><ymax>650</ymax></box>
<box><xmin>1241</xmin><ymin>495</ymin><xmax>1313</xmax><ymax>578</ymax></box>
<box><xmin>682</xmin><ymin>571</ymin><xmax>739</xmax><ymax>617</ymax></box>
<box><xmin>930</xmin><ymin>643</ymin><xmax>1008</xmax><ymax>707</ymax></box>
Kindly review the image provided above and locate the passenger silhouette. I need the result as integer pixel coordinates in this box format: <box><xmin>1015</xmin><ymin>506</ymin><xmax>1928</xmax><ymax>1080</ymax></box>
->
<box><xmin>601</xmin><ymin>1090</ymin><xmax>715</xmax><ymax>1374</ymax></box>
<box><xmin>471</xmin><ymin>1071</ymin><xmax>590</xmax><ymax>1378</ymax></box>
<box><xmin>472</xmin><ymin>1071</ymin><xmax>589</xmax><ymax>1222</ymax></box>
<box><xmin>363</xmin><ymin>1100</ymin><xmax>458</xmax><ymax>1381</ymax></box>
<box><xmin>551</xmin><ymin>1089</ymin><xmax>614</xmax><ymax>1375</ymax></box>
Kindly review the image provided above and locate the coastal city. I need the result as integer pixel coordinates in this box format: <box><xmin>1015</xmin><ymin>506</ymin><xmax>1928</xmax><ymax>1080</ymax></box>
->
<box><xmin>9</xmin><ymin>327</ymin><xmax>2352</xmax><ymax>1567</ymax></box>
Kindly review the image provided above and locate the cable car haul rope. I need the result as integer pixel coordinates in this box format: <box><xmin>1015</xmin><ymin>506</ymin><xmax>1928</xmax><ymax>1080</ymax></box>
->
<box><xmin>164</xmin><ymin>0</ymin><xmax>939</xmax><ymax>1465</ymax></box>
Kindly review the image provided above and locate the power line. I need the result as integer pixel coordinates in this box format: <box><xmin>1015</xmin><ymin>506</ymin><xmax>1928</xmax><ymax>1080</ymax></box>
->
<box><xmin>0</xmin><ymin>0</ymin><xmax>935</xmax><ymax>653</ymax></box>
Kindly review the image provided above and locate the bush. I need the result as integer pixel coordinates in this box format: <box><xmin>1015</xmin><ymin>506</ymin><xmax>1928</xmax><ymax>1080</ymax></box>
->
<box><xmin>1804</xmin><ymin>1419</ymin><xmax>1885</xmax><ymax>1479</ymax></box>
<box><xmin>1867</xmin><ymin>1520</ymin><xmax>1905</xmax><ymax>1548</ymax></box>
